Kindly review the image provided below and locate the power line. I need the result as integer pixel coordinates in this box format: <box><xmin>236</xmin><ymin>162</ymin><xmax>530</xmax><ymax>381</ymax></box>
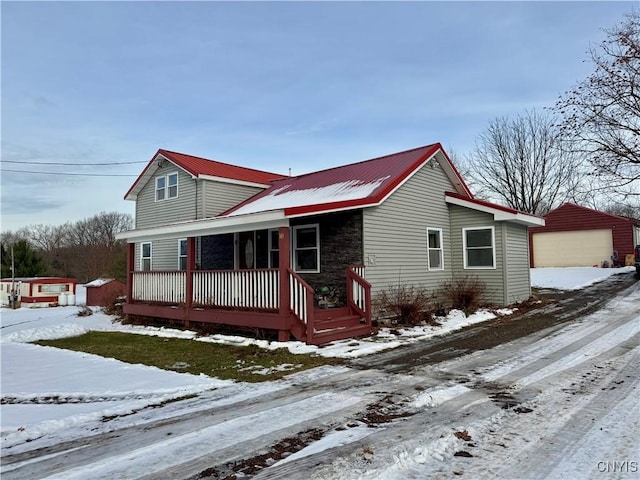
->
<box><xmin>0</xmin><ymin>169</ymin><xmax>137</xmax><ymax>177</ymax></box>
<box><xmin>2</xmin><ymin>160</ymin><xmax>147</xmax><ymax>166</ymax></box>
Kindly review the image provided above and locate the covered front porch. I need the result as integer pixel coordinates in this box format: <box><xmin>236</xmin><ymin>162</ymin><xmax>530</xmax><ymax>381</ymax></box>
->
<box><xmin>123</xmin><ymin>226</ymin><xmax>372</xmax><ymax>345</ymax></box>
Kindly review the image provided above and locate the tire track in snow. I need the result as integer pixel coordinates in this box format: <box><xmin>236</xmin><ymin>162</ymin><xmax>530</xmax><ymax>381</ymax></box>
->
<box><xmin>1</xmin><ymin>367</ymin><xmax>397</xmax><ymax>480</ymax></box>
<box><xmin>256</xmin><ymin>289</ymin><xmax>639</xmax><ymax>479</ymax></box>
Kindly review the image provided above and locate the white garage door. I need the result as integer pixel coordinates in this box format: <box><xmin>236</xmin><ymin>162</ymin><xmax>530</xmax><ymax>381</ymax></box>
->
<box><xmin>533</xmin><ymin>229</ymin><xmax>613</xmax><ymax>267</ymax></box>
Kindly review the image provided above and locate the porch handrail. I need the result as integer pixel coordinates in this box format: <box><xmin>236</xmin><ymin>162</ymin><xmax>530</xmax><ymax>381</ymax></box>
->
<box><xmin>192</xmin><ymin>269</ymin><xmax>279</xmax><ymax>309</ymax></box>
<box><xmin>287</xmin><ymin>268</ymin><xmax>315</xmax><ymax>342</ymax></box>
<box><xmin>347</xmin><ymin>265</ymin><xmax>372</xmax><ymax>326</ymax></box>
<box><xmin>131</xmin><ymin>271</ymin><xmax>186</xmax><ymax>304</ymax></box>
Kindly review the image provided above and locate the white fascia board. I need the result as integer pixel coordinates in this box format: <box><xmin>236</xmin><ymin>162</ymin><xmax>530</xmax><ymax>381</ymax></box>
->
<box><xmin>494</xmin><ymin>211</ymin><xmax>545</xmax><ymax>226</ymax></box>
<box><xmin>198</xmin><ymin>174</ymin><xmax>271</xmax><ymax>189</ymax></box>
<box><xmin>116</xmin><ymin>210</ymin><xmax>289</xmax><ymax>243</ymax></box>
<box><xmin>445</xmin><ymin>195</ymin><xmax>545</xmax><ymax>226</ymax></box>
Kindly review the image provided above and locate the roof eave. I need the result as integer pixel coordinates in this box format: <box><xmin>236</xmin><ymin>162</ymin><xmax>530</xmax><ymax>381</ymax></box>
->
<box><xmin>116</xmin><ymin>210</ymin><xmax>289</xmax><ymax>243</ymax></box>
<box><xmin>445</xmin><ymin>194</ymin><xmax>545</xmax><ymax>227</ymax></box>
<box><xmin>124</xmin><ymin>151</ymin><xmax>170</xmax><ymax>200</ymax></box>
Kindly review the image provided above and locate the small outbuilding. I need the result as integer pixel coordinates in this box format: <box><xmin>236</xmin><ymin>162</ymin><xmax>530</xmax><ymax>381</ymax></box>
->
<box><xmin>530</xmin><ymin>203</ymin><xmax>640</xmax><ymax>267</ymax></box>
<box><xmin>85</xmin><ymin>278</ymin><xmax>126</xmax><ymax>307</ymax></box>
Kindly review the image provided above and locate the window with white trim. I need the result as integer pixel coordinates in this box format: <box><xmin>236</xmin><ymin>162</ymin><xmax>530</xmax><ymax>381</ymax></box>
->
<box><xmin>178</xmin><ymin>239</ymin><xmax>187</xmax><ymax>270</ymax></box>
<box><xmin>293</xmin><ymin>224</ymin><xmax>320</xmax><ymax>273</ymax></box>
<box><xmin>268</xmin><ymin>229</ymin><xmax>280</xmax><ymax>268</ymax></box>
<box><xmin>155</xmin><ymin>172</ymin><xmax>178</xmax><ymax>201</ymax></box>
<box><xmin>463</xmin><ymin>227</ymin><xmax>495</xmax><ymax>269</ymax></box>
<box><xmin>40</xmin><ymin>284</ymin><xmax>69</xmax><ymax>293</ymax></box>
<box><xmin>427</xmin><ymin>228</ymin><xmax>444</xmax><ymax>270</ymax></box>
<box><xmin>141</xmin><ymin>242</ymin><xmax>152</xmax><ymax>271</ymax></box>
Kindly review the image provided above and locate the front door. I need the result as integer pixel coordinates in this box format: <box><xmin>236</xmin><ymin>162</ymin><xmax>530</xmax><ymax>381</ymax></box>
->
<box><xmin>238</xmin><ymin>231</ymin><xmax>255</xmax><ymax>269</ymax></box>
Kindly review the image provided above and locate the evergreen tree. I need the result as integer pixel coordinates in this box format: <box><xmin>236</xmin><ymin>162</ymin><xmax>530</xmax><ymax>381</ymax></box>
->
<box><xmin>6</xmin><ymin>240</ymin><xmax>48</xmax><ymax>277</ymax></box>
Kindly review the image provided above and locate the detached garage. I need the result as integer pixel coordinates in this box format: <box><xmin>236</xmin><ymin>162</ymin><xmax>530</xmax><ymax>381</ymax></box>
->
<box><xmin>530</xmin><ymin>203</ymin><xmax>640</xmax><ymax>268</ymax></box>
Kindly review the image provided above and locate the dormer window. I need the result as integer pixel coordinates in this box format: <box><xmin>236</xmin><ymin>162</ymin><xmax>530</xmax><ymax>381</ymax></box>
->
<box><xmin>156</xmin><ymin>172</ymin><xmax>178</xmax><ymax>201</ymax></box>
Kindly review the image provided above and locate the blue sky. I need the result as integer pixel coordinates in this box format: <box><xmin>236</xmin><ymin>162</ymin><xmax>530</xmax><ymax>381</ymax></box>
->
<box><xmin>1</xmin><ymin>1</ymin><xmax>636</xmax><ymax>232</ymax></box>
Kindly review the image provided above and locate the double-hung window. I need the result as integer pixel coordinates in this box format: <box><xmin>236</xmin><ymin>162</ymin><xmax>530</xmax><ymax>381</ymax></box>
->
<box><xmin>141</xmin><ymin>242</ymin><xmax>152</xmax><ymax>271</ymax></box>
<box><xmin>293</xmin><ymin>224</ymin><xmax>319</xmax><ymax>273</ymax></box>
<box><xmin>427</xmin><ymin>228</ymin><xmax>444</xmax><ymax>270</ymax></box>
<box><xmin>178</xmin><ymin>239</ymin><xmax>187</xmax><ymax>270</ymax></box>
<box><xmin>463</xmin><ymin>227</ymin><xmax>495</xmax><ymax>269</ymax></box>
<box><xmin>156</xmin><ymin>172</ymin><xmax>178</xmax><ymax>201</ymax></box>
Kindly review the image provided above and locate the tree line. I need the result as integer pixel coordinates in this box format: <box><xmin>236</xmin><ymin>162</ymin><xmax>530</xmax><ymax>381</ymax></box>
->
<box><xmin>463</xmin><ymin>10</ymin><xmax>639</xmax><ymax>218</ymax></box>
<box><xmin>1</xmin><ymin>211</ymin><xmax>132</xmax><ymax>283</ymax></box>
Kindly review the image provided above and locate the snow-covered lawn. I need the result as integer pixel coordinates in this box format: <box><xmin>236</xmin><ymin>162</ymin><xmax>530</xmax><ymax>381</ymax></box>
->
<box><xmin>531</xmin><ymin>265</ymin><xmax>635</xmax><ymax>290</ymax></box>
<box><xmin>1</xmin><ymin>266</ymin><xmax>636</xmax><ymax>477</ymax></box>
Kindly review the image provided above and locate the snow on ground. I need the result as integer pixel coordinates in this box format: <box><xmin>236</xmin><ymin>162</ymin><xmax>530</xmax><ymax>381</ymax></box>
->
<box><xmin>1</xmin><ymin>267</ymin><xmax>636</xmax><ymax>475</ymax></box>
<box><xmin>531</xmin><ymin>265</ymin><xmax>635</xmax><ymax>290</ymax></box>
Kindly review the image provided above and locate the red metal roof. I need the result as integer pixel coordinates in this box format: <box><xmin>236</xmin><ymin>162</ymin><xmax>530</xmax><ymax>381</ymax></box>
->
<box><xmin>125</xmin><ymin>149</ymin><xmax>286</xmax><ymax>200</ymax></box>
<box><xmin>158</xmin><ymin>150</ymin><xmax>285</xmax><ymax>184</ymax></box>
<box><xmin>222</xmin><ymin>143</ymin><xmax>471</xmax><ymax>217</ymax></box>
<box><xmin>533</xmin><ymin>203</ymin><xmax>640</xmax><ymax>230</ymax></box>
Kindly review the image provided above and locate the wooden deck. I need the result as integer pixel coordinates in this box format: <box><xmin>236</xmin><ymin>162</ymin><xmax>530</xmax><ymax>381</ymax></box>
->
<box><xmin>123</xmin><ymin>266</ymin><xmax>372</xmax><ymax>345</ymax></box>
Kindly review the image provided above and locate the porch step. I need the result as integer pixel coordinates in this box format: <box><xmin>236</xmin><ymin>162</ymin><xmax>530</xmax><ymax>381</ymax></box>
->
<box><xmin>314</xmin><ymin>314</ymin><xmax>363</xmax><ymax>331</ymax></box>
<box><xmin>314</xmin><ymin>306</ymin><xmax>350</xmax><ymax>321</ymax></box>
<box><xmin>309</xmin><ymin>324</ymin><xmax>372</xmax><ymax>345</ymax></box>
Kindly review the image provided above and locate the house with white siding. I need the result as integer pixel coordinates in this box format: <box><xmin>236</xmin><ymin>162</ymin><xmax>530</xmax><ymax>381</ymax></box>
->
<box><xmin>116</xmin><ymin>144</ymin><xmax>544</xmax><ymax>344</ymax></box>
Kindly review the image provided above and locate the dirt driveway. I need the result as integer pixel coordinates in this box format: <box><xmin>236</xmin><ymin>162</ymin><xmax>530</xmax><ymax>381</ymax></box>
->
<box><xmin>355</xmin><ymin>271</ymin><xmax>638</xmax><ymax>372</ymax></box>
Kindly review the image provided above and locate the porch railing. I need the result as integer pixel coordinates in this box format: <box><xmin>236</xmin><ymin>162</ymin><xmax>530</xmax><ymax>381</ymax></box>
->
<box><xmin>347</xmin><ymin>265</ymin><xmax>372</xmax><ymax>325</ymax></box>
<box><xmin>193</xmin><ymin>269</ymin><xmax>279</xmax><ymax>309</ymax></box>
<box><xmin>287</xmin><ymin>268</ymin><xmax>315</xmax><ymax>341</ymax></box>
<box><xmin>132</xmin><ymin>271</ymin><xmax>186</xmax><ymax>304</ymax></box>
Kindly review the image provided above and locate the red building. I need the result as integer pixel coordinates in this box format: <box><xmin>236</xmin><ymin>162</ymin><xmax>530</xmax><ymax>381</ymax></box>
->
<box><xmin>85</xmin><ymin>278</ymin><xmax>126</xmax><ymax>307</ymax></box>
<box><xmin>530</xmin><ymin>203</ymin><xmax>640</xmax><ymax>267</ymax></box>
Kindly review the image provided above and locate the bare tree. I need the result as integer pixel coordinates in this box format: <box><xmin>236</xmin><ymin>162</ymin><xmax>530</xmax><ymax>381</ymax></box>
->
<box><xmin>0</xmin><ymin>211</ymin><xmax>133</xmax><ymax>282</ymax></box>
<box><xmin>464</xmin><ymin>110</ymin><xmax>583</xmax><ymax>215</ymax></box>
<box><xmin>554</xmin><ymin>10</ymin><xmax>640</xmax><ymax>196</ymax></box>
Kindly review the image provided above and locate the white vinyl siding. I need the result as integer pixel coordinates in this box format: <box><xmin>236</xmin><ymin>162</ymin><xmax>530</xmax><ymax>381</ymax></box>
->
<box><xmin>463</xmin><ymin>227</ymin><xmax>496</xmax><ymax>269</ymax></box>
<box><xmin>427</xmin><ymin>228</ymin><xmax>444</xmax><ymax>271</ymax></box>
<box><xmin>293</xmin><ymin>224</ymin><xmax>320</xmax><ymax>273</ymax></box>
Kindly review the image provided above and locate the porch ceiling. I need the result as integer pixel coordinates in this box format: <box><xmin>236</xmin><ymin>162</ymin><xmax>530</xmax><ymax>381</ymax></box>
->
<box><xmin>116</xmin><ymin>210</ymin><xmax>289</xmax><ymax>242</ymax></box>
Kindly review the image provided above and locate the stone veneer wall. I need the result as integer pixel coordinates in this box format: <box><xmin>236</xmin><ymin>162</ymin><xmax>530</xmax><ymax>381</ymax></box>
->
<box><xmin>291</xmin><ymin>209</ymin><xmax>363</xmax><ymax>303</ymax></box>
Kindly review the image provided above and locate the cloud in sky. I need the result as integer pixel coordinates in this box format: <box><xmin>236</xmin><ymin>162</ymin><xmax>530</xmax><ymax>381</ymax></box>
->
<box><xmin>1</xmin><ymin>1</ymin><xmax>636</xmax><ymax>231</ymax></box>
